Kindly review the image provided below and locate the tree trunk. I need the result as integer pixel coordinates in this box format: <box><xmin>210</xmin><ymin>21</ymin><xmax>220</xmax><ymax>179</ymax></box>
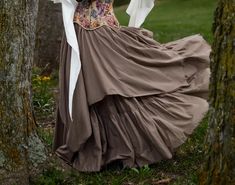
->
<box><xmin>0</xmin><ymin>0</ymin><xmax>46</xmax><ymax>184</ymax></box>
<box><xmin>200</xmin><ymin>0</ymin><xmax>235</xmax><ymax>184</ymax></box>
<box><xmin>34</xmin><ymin>0</ymin><xmax>63</xmax><ymax>75</ymax></box>
<box><xmin>114</xmin><ymin>0</ymin><xmax>129</xmax><ymax>6</ymax></box>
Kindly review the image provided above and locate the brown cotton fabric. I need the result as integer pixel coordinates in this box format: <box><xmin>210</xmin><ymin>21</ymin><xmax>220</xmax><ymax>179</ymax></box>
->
<box><xmin>53</xmin><ymin>24</ymin><xmax>211</xmax><ymax>172</ymax></box>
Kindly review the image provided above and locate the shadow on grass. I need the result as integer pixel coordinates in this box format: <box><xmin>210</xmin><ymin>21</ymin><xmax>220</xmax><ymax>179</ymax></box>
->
<box><xmin>31</xmin><ymin>115</ymin><xmax>208</xmax><ymax>185</ymax></box>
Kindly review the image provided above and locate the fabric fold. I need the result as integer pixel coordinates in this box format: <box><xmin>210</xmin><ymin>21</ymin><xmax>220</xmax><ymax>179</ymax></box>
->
<box><xmin>53</xmin><ymin>24</ymin><xmax>211</xmax><ymax>171</ymax></box>
<box><xmin>51</xmin><ymin>0</ymin><xmax>80</xmax><ymax>121</ymax></box>
<box><xmin>51</xmin><ymin>0</ymin><xmax>156</xmax><ymax>120</ymax></box>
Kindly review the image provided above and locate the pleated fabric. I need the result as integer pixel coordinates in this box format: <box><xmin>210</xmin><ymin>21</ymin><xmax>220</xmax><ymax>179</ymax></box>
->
<box><xmin>53</xmin><ymin>24</ymin><xmax>211</xmax><ymax>172</ymax></box>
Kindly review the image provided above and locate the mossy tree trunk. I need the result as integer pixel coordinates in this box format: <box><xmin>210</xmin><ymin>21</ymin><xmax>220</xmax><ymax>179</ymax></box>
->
<box><xmin>0</xmin><ymin>0</ymin><xmax>46</xmax><ymax>184</ymax></box>
<box><xmin>200</xmin><ymin>0</ymin><xmax>235</xmax><ymax>184</ymax></box>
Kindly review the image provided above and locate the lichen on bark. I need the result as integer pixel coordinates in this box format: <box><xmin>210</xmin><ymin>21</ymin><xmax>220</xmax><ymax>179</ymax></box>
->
<box><xmin>0</xmin><ymin>151</ymin><xmax>6</xmax><ymax>167</ymax></box>
<box><xmin>200</xmin><ymin>0</ymin><xmax>235</xmax><ymax>184</ymax></box>
<box><xmin>0</xmin><ymin>0</ymin><xmax>46</xmax><ymax>184</ymax></box>
<box><xmin>28</xmin><ymin>133</ymin><xmax>47</xmax><ymax>167</ymax></box>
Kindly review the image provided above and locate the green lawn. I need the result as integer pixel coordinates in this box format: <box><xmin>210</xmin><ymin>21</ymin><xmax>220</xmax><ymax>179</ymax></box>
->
<box><xmin>32</xmin><ymin>0</ymin><xmax>217</xmax><ymax>184</ymax></box>
<box><xmin>115</xmin><ymin>0</ymin><xmax>217</xmax><ymax>43</ymax></box>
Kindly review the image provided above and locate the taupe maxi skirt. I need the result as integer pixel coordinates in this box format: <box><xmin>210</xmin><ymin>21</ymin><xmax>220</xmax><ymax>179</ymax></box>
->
<box><xmin>53</xmin><ymin>24</ymin><xmax>211</xmax><ymax>172</ymax></box>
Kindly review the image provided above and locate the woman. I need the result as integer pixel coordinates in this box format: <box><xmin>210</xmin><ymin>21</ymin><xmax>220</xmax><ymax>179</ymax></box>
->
<box><xmin>52</xmin><ymin>0</ymin><xmax>211</xmax><ymax>172</ymax></box>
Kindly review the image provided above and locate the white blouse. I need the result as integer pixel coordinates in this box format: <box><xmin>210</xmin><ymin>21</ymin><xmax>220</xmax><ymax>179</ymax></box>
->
<box><xmin>51</xmin><ymin>0</ymin><xmax>155</xmax><ymax>121</ymax></box>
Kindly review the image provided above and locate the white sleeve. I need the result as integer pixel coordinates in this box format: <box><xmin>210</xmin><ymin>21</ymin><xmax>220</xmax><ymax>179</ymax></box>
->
<box><xmin>126</xmin><ymin>0</ymin><xmax>155</xmax><ymax>28</ymax></box>
<box><xmin>51</xmin><ymin>0</ymin><xmax>80</xmax><ymax>121</ymax></box>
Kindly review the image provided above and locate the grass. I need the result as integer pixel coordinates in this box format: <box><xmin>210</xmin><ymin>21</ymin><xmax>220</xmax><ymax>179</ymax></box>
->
<box><xmin>32</xmin><ymin>66</ymin><xmax>58</xmax><ymax>122</ymax></box>
<box><xmin>32</xmin><ymin>0</ymin><xmax>217</xmax><ymax>184</ymax></box>
<box><xmin>31</xmin><ymin>117</ymin><xmax>209</xmax><ymax>185</ymax></box>
<box><xmin>114</xmin><ymin>0</ymin><xmax>217</xmax><ymax>43</ymax></box>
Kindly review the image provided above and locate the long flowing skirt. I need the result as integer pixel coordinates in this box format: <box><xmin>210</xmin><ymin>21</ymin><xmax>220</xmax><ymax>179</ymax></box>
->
<box><xmin>53</xmin><ymin>24</ymin><xmax>211</xmax><ymax>172</ymax></box>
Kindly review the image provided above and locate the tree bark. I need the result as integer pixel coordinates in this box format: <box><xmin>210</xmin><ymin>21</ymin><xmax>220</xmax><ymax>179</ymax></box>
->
<box><xmin>200</xmin><ymin>0</ymin><xmax>235</xmax><ymax>184</ymax></box>
<box><xmin>34</xmin><ymin>0</ymin><xmax>63</xmax><ymax>75</ymax></box>
<box><xmin>0</xmin><ymin>0</ymin><xmax>46</xmax><ymax>184</ymax></box>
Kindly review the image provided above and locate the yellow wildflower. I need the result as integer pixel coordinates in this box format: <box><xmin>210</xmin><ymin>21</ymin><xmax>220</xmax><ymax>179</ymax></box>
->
<box><xmin>42</xmin><ymin>76</ymin><xmax>51</xmax><ymax>81</ymax></box>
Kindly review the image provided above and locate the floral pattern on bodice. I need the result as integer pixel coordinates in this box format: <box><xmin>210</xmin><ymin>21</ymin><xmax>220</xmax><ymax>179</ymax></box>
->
<box><xmin>73</xmin><ymin>0</ymin><xmax>120</xmax><ymax>30</ymax></box>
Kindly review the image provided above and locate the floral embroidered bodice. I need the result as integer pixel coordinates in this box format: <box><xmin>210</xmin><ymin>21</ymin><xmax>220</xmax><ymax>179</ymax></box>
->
<box><xmin>73</xmin><ymin>0</ymin><xmax>120</xmax><ymax>30</ymax></box>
